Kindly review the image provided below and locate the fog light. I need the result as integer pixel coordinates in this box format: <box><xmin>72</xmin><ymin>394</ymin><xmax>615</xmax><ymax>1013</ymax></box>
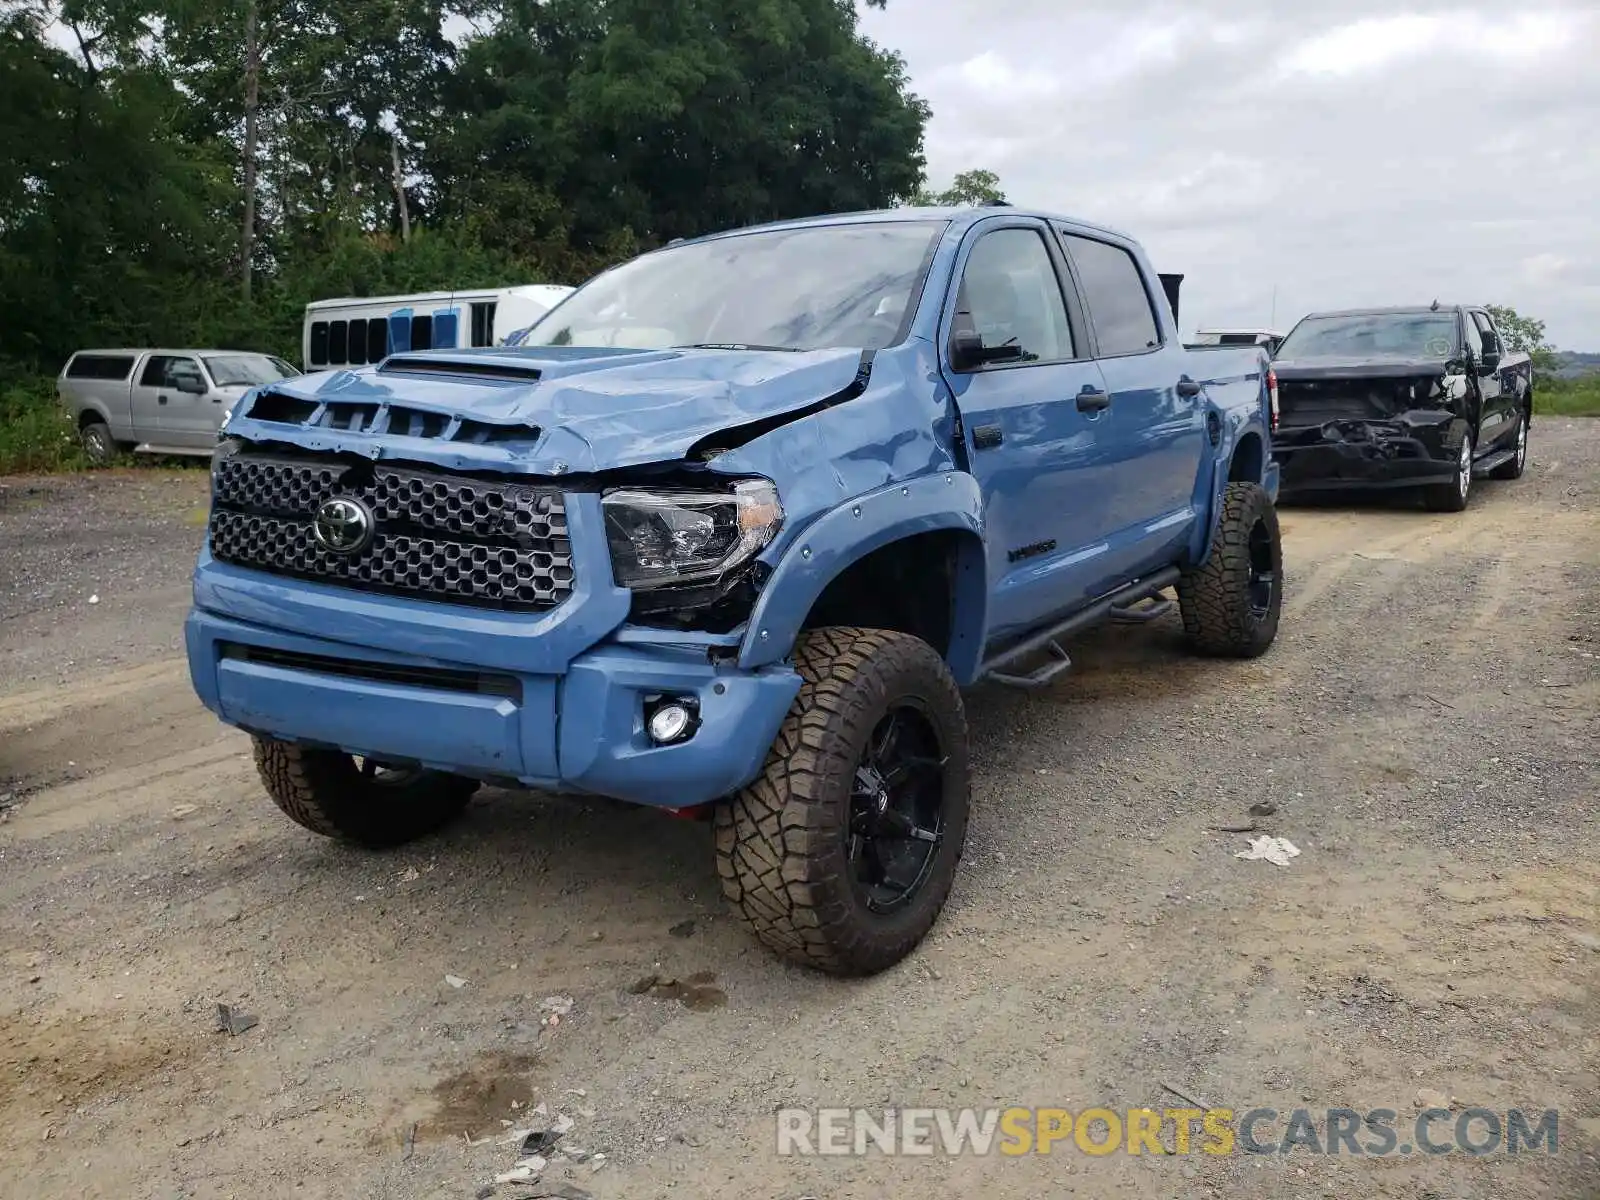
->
<box><xmin>647</xmin><ymin>701</ymin><xmax>694</xmax><ymax>745</ymax></box>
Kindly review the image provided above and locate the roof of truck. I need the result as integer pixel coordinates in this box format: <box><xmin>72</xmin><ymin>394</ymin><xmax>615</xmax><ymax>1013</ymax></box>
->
<box><xmin>66</xmin><ymin>348</ymin><xmax>285</xmax><ymax>357</ymax></box>
<box><xmin>1300</xmin><ymin>305</ymin><xmax>1476</xmax><ymax>318</ymax></box>
<box><xmin>662</xmin><ymin>205</ymin><xmax>1141</xmax><ymax>249</ymax></box>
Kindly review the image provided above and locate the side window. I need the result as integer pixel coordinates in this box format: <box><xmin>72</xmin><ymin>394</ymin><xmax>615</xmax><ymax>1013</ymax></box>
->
<box><xmin>470</xmin><ymin>302</ymin><xmax>497</xmax><ymax>347</ymax></box>
<box><xmin>1472</xmin><ymin>311</ymin><xmax>1496</xmax><ymax>350</ymax></box>
<box><xmin>1059</xmin><ymin>234</ymin><xmax>1162</xmax><ymax>356</ymax></box>
<box><xmin>139</xmin><ymin>356</ymin><xmax>172</xmax><ymax>387</ymax></box>
<box><xmin>1463</xmin><ymin>312</ymin><xmax>1483</xmax><ymax>358</ymax></box>
<box><xmin>346</xmin><ymin>318</ymin><xmax>368</xmax><ymax>366</ymax></box>
<box><xmin>67</xmin><ymin>354</ymin><xmax>136</xmax><ymax>380</ymax></box>
<box><xmin>309</xmin><ymin>322</ymin><xmax>330</xmax><ymax>367</ymax></box>
<box><xmin>409</xmin><ymin>314</ymin><xmax>434</xmax><ymax>351</ymax></box>
<box><xmin>327</xmin><ymin>320</ymin><xmax>349</xmax><ymax>366</ymax></box>
<box><xmin>169</xmin><ymin>357</ymin><xmax>205</xmax><ymax>391</ymax></box>
<box><xmin>952</xmin><ymin>228</ymin><xmax>1075</xmax><ymax>364</ymax></box>
<box><xmin>367</xmin><ymin>320</ymin><xmax>388</xmax><ymax>362</ymax></box>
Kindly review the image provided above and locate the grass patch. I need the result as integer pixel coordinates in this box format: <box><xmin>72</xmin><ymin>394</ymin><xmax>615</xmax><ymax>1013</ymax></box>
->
<box><xmin>1535</xmin><ymin>375</ymin><xmax>1600</xmax><ymax>417</ymax></box>
<box><xmin>0</xmin><ymin>378</ymin><xmax>84</xmax><ymax>474</ymax></box>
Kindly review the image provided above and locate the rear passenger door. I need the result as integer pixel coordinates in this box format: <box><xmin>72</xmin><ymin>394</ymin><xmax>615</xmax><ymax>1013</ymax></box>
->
<box><xmin>1055</xmin><ymin>227</ymin><xmax>1209</xmax><ymax>573</ymax></box>
<box><xmin>937</xmin><ymin>219</ymin><xmax>1118</xmax><ymax>643</ymax></box>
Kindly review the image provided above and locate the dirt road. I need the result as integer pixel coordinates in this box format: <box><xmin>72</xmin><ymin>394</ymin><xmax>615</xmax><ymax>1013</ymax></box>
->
<box><xmin>2</xmin><ymin>427</ymin><xmax>1598</xmax><ymax>1200</ymax></box>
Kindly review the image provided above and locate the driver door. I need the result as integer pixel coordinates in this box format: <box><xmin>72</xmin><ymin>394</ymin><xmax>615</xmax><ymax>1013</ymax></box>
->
<box><xmin>1470</xmin><ymin>310</ymin><xmax>1511</xmax><ymax>449</ymax></box>
<box><xmin>936</xmin><ymin>221</ymin><xmax>1119</xmax><ymax>645</ymax></box>
<box><xmin>162</xmin><ymin>356</ymin><xmax>218</xmax><ymax>449</ymax></box>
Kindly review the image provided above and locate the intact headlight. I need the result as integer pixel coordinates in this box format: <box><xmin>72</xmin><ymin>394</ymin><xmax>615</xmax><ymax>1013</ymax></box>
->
<box><xmin>602</xmin><ymin>479</ymin><xmax>783</xmax><ymax>589</ymax></box>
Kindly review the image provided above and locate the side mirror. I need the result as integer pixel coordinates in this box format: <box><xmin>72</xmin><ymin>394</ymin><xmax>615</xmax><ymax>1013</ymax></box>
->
<box><xmin>174</xmin><ymin>373</ymin><xmax>207</xmax><ymax>395</ymax></box>
<box><xmin>950</xmin><ymin>327</ymin><xmax>1025</xmax><ymax>371</ymax></box>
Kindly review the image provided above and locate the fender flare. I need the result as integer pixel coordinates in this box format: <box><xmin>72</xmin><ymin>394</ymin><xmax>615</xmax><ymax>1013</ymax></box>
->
<box><xmin>1193</xmin><ymin>408</ymin><xmax>1272</xmax><ymax>566</ymax></box>
<box><xmin>737</xmin><ymin>471</ymin><xmax>989</xmax><ymax>684</ymax></box>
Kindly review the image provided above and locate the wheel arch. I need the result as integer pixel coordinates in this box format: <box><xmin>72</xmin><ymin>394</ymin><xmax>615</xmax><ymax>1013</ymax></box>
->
<box><xmin>737</xmin><ymin>473</ymin><xmax>989</xmax><ymax>686</ymax></box>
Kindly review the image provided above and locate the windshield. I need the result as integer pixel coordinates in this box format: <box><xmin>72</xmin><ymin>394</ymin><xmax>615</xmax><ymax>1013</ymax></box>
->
<box><xmin>204</xmin><ymin>354</ymin><xmax>300</xmax><ymax>386</ymax></box>
<box><xmin>1277</xmin><ymin>313</ymin><xmax>1459</xmax><ymax>360</ymax></box>
<box><xmin>524</xmin><ymin>220</ymin><xmax>946</xmax><ymax>353</ymax></box>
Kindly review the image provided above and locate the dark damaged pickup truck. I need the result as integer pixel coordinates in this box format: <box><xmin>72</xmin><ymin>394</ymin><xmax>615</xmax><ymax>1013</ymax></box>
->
<box><xmin>1271</xmin><ymin>304</ymin><xmax>1532</xmax><ymax>511</ymax></box>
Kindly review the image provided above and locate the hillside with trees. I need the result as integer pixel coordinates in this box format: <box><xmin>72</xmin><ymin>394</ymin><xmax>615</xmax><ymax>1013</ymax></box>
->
<box><xmin>0</xmin><ymin>0</ymin><xmax>936</xmax><ymax>380</ymax></box>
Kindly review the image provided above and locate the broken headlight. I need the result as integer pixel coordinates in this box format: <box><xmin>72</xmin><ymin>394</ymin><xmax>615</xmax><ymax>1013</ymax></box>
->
<box><xmin>602</xmin><ymin>479</ymin><xmax>782</xmax><ymax>589</ymax></box>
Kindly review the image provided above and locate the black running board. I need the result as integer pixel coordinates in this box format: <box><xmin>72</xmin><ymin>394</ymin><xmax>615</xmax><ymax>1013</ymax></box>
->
<box><xmin>1472</xmin><ymin>448</ymin><xmax>1515</xmax><ymax>476</ymax></box>
<box><xmin>981</xmin><ymin>567</ymin><xmax>1183</xmax><ymax>689</ymax></box>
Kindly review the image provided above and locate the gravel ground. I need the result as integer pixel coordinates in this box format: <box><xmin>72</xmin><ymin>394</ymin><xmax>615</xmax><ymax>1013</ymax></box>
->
<box><xmin>1</xmin><ymin>424</ymin><xmax>1597</xmax><ymax>1200</ymax></box>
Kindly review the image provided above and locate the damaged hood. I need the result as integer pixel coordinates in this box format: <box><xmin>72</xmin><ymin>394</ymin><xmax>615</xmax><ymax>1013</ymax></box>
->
<box><xmin>228</xmin><ymin>345</ymin><xmax>866</xmax><ymax>473</ymax></box>
<box><xmin>1272</xmin><ymin>356</ymin><xmax>1456</xmax><ymax>381</ymax></box>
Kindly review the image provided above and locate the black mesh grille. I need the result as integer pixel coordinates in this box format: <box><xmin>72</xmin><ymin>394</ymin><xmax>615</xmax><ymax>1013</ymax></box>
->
<box><xmin>208</xmin><ymin>449</ymin><xmax>574</xmax><ymax>611</ymax></box>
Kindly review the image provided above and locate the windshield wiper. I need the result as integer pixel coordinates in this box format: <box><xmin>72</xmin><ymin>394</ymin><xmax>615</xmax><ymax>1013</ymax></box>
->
<box><xmin>671</xmin><ymin>343</ymin><xmax>801</xmax><ymax>352</ymax></box>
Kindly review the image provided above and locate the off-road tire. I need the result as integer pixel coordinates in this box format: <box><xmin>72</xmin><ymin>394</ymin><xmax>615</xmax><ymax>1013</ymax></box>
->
<box><xmin>1490</xmin><ymin>404</ymin><xmax>1529</xmax><ymax>481</ymax></box>
<box><xmin>253</xmin><ymin>736</ymin><xmax>478</xmax><ymax>848</ymax></box>
<box><xmin>80</xmin><ymin>420</ymin><xmax>119</xmax><ymax>467</ymax></box>
<box><xmin>1422</xmin><ymin>425</ymin><xmax>1474</xmax><ymax>512</ymax></box>
<box><xmin>713</xmin><ymin>627</ymin><xmax>970</xmax><ymax>976</ymax></box>
<box><xmin>1178</xmin><ymin>481</ymin><xmax>1282</xmax><ymax>658</ymax></box>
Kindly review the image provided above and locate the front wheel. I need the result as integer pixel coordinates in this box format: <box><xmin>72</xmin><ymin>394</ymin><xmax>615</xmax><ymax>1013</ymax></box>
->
<box><xmin>713</xmin><ymin>627</ymin><xmax>970</xmax><ymax>976</ymax></box>
<box><xmin>1423</xmin><ymin>427</ymin><xmax>1474</xmax><ymax>512</ymax></box>
<box><xmin>253</xmin><ymin>737</ymin><xmax>478</xmax><ymax>848</ymax></box>
<box><xmin>1177</xmin><ymin>481</ymin><xmax>1283</xmax><ymax>658</ymax></box>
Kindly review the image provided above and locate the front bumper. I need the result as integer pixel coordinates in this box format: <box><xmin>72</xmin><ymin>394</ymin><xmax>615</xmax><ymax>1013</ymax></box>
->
<box><xmin>1272</xmin><ymin>413</ymin><xmax>1461</xmax><ymax>494</ymax></box>
<box><xmin>185</xmin><ymin>547</ymin><xmax>801</xmax><ymax>808</ymax></box>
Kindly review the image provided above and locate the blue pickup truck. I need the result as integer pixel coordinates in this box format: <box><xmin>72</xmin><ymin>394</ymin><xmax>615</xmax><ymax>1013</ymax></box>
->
<box><xmin>186</xmin><ymin>205</ymin><xmax>1282</xmax><ymax>976</ymax></box>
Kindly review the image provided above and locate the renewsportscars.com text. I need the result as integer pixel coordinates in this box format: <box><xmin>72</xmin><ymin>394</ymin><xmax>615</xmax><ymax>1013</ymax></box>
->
<box><xmin>776</xmin><ymin>1106</ymin><xmax>1560</xmax><ymax>1158</ymax></box>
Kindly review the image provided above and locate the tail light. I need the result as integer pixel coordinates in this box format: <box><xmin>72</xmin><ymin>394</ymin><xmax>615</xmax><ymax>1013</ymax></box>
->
<box><xmin>1266</xmin><ymin>367</ymin><xmax>1280</xmax><ymax>433</ymax></box>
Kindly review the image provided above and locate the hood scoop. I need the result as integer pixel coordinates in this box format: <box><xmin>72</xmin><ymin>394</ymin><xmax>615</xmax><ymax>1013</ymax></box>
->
<box><xmin>377</xmin><ymin>354</ymin><xmax>545</xmax><ymax>383</ymax></box>
<box><xmin>242</xmin><ymin>388</ymin><xmax>541</xmax><ymax>448</ymax></box>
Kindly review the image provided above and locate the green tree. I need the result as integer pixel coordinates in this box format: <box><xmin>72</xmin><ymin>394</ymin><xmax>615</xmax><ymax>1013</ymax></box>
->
<box><xmin>0</xmin><ymin>0</ymin><xmax>933</xmax><ymax>393</ymax></box>
<box><xmin>426</xmin><ymin>0</ymin><xmax>930</xmax><ymax>261</ymax></box>
<box><xmin>1485</xmin><ymin>304</ymin><xmax>1560</xmax><ymax>373</ymax></box>
<box><xmin>912</xmin><ymin>167</ymin><xmax>1005</xmax><ymax>207</ymax></box>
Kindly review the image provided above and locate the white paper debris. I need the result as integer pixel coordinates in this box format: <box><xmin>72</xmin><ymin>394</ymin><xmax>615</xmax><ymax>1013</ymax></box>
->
<box><xmin>1234</xmin><ymin>836</ymin><xmax>1301</xmax><ymax>867</ymax></box>
<box><xmin>445</xmin><ymin>975</ymin><xmax>468</xmax><ymax>988</ymax></box>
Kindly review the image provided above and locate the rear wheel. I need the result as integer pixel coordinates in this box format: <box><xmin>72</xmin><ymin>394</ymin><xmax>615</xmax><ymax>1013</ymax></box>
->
<box><xmin>1490</xmin><ymin>406</ymin><xmax>1529</xmax><ymax>480</ymax></box>
<box><xmin>253</xmin><ymin>737</ymin><xmax>478</xmax><ymax>848</ymax></box>
<box><xmin>1177</xmin><ymin>481</ymin><xmax>1282</xmax><ymax>658</ymax></box>
<box><xmin>1423</xmin><ymin>426</ymin><xmax>1474</xmax><ymax>512</ymax></box>
<box><xmin>79</xmin><ymin>420</ymin><xmax>119</xmax><ymax>467</ymax></box>
<box><xmin>713</xmin><ymin>628</ymin><xmax>970</xmax><ymax>976</ymax></box>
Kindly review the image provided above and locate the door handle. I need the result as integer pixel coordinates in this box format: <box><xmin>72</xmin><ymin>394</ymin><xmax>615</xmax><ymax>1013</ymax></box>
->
<box><xmin>1076</xmin><ymin>387</ymin><xmax>1110</xmax><ymax>413</ymax></box>
<box><xmin>1176</xmin><ymin>378</ymin><xmax>1202</xmax><ymax>398</ymax></box>
<box><xmin>157</xmin><ymin>394</ymin><xmax>169</xmax><ymax>404</ymax></box>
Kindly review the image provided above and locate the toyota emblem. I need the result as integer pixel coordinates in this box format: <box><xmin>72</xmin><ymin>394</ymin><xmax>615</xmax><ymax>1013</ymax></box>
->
<box><xmin>312</xmin><ymin>497</ymin><xmax>374</xmax><ymax>554</ymax></box>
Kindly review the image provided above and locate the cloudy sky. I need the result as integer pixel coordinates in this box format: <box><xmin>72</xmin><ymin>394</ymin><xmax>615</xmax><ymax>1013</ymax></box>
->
<box><xmin>860</xmin><ymin>0</ymin><xmax>1600</xmax><ymax>349</ymax></box>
